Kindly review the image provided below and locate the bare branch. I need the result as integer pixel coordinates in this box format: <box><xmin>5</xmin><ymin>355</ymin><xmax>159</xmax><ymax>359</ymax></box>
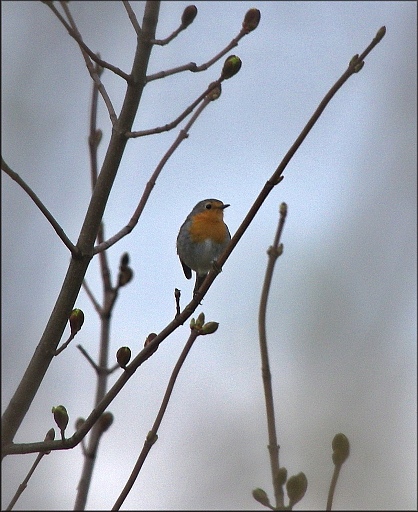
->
<box><xmin>1</xmin><ymin>158</ymin><xmax>79</xmax><ymax>257</ymax></box>
<box><xmin>127</xmin><ymin>79</ymin><xmax>221</xmax><ymax>137</ymax></box>
<box><xmin>95</xmin><ymin>92</ymin><xmax>217</xmax><ymax>254</ymax></box>
<box><xmin>122</xmin><ymin>0</ymin><xmax>142</xmax><ymax>36</ymax></box>
<box><xmin>147</xmin><ymin>26</ymin><xmax>247</xmax><ymax>82</ymax></box>
<box><xmin>258</xmin><ymin>203</ymin><xmax>287</xmax><ymax>510</ymax></box>
<box><xmin>112</xmin><ymin>328</ymin><xmax>200</xmax><ymax>510</ymax></box>
<box><xmin>45</xmin><ymin>2</ymin><xmax>131</xmax><ymax>82</ymax></box>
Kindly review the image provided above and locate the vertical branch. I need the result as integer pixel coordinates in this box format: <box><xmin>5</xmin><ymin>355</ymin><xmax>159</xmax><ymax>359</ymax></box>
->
<box><xmin>258</xmin><ymin>203</ymin><xmax>287</xmax><ymax>509</ymax></box>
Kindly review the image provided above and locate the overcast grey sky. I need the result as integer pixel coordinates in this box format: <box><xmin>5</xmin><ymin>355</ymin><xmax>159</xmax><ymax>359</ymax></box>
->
<box><xmin>2</xmin><ymin>1</ymin><xmax>417</xmax><ymax>510</ymax></box>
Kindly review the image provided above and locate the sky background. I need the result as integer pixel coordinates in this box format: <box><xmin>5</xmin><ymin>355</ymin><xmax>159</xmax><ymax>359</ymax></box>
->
<box><xmin>1</xmin><ymin>1</ymin><xmax>416</xmax><ymax>510</ymax></box>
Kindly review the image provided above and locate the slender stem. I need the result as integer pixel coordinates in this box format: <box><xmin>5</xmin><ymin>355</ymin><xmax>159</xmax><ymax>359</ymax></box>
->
<box><xmin>258</xmin><ymin>204</ymin><xmax>287</xmax><ymax>509</ymax></box>
<box><xmin>326</xmin><ymin>463</ymin><xmax>342</xmax><ymax>510</ymax></box>
<box><xmin>112</xmin><ymin>329</ymin><xmax>200</xmax><ymax>510</ymax></box>
<box><xmin>1</xmin><ymin>159</ymin><xmax>78</xmax><ymax>256</ymax></box>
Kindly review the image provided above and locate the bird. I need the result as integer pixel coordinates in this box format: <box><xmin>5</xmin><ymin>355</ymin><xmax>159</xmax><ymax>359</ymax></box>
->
<box><xmin>177</xmin><ymin>199</ymin><xmax>231</xmax><ymax>295</ymax></box>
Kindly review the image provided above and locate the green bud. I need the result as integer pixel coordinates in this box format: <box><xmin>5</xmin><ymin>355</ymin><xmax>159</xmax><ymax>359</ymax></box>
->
<box><xmin>332</xmin><ymin>433</ymin><xmax>350</xmax><ymax>465</ymax></box>
<box><xmin>286</xmin><ymin>472</ymin><xmax>308</xmax><ymax>505</ymax></box>
<box><xmin>98</xmin><ymin>411</ymin><xmax>114</xmax><ymax>433</ymax></box>
<box><xmin>242</xmin><ymin>8</ymin><xmax>261</xmax><ymax>33</ymax></box>
<box><xmin>116</xmin><ymin>346</ymin><xmax>131</xmax><ymax>369</ymax></box>
<box><xmin>195</xmin><ymin>312</ymin><xmax>205</xmax><ymax>328</ymax></box>
<box><xmin>221</xmin><ymin>55</ymin><xmax>242</xmax><ymax>80</ymax></box>
<box><xmin>252</xmin><ymin>488</ymin><xmax>270</xmax><ymax>507</ymax></box>
<box><xmin>275</xmin><ymin>466</ymin><xmax>288</xmax><ymax>486</ymax></box>
<box><xmin>181</xmin><ymin>5</ymin><xmax>197</xmax><ymax>27</ymax></box>
<box><xmin>52</xmin><ymin>405</ymin><xmax>69</xmax><ymax>436</ymax></box>
<box><xmin>201</xmin><ymin>321</ymin><xmax>219</xmax><ymax>335</ymax></box>
<box><xmin>69</xmin><ymin>308</ymin><xmax>84</xmax><ymax>335</ymax></box>
<box><xmin>190</xmin><ymin>317</ymin><xmax>196</xmax><ymax>329</ymax></box>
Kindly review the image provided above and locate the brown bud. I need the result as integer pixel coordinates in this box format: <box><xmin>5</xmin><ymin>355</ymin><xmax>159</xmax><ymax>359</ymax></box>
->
<box><xmin>242</xmin><ymin>8</ymin><xmax>260</xmax><ymax>33</ymax></box>
<box><xmin>181</xmin><ymin>5</ymin><xmax>197</xmax><ymax>27</ymax></box>
<box><xmin>120</xmin><ymin>252</ymin><xmax>130</xmax><ymax>268</ymax></box>
<box><xmin>98</xmin><ymin>411</ymin><xmax>114</xmax><ymax>433</ymax></box>
<box><xmin>118</xmin><ymin>266</ymin><xmax>133</xmax><ymax>287</ymax></box>
<box><xmin>116</xmin><ymin>346</ymin><xmax>131</xmax><ymax>369</ymax></box>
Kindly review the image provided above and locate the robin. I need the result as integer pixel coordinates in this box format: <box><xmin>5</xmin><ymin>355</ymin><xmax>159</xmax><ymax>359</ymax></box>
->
<box><xmin>177</xmin><ymin>199</ymin><xmax>231</xmax><ymax>295</ymax></box>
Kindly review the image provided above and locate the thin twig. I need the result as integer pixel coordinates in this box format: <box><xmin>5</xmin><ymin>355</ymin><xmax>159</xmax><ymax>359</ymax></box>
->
<box><xmin>54</xmin><ymin>333</ymin><xmax>76</xmax><ymax>356</ymax></box>
<box><xmin>2</xmin><ymin>27</ymin><xmax>385</xmax><ymax>459</ymax></box>
<box><xmin>194</xmin><ymin>26</ymin><xmax>387</xmax><ymax>301</ymax></box>
<box><xmin>45</xmin><ymin>1</ymin><xmax>131</xmax><ymax>82</ymax></box>
<box><xmin>45</xmin><ymin>2</ymin><xmax>118</xmax><ymax>124</ymax></box>
<box><xmin>258</xmin><ymin>203</ymin><xmax>287</xmax><ymax>510</ymax></box>
<box><xmin>326</xmin><ymin>463</ymin><xmax>342</xmax><ymax>510</ymax></box>
<box><xmin>126</xmin><ymin>80</ymin><xmax>221</xmax><ymax>137</ymax></box>
<box><xmin>95</xmin><ymin>93</ymin><xmax>217</xmax><ymax>254</ymax></box>
<box><xmin>122</xmin><ymin>0</ymin><xmax>142</xmax><ymax>36</ymax></box>
<box><xmin>77</xmin><ymin>345</ymin><xmax>101</xmax><ymax>372</ymax></box>
<box><xmin>146</xmin><ymin>27</ymin><xmax>249</xmax><ymax>82</ymax></box>
<box><xmin>1</xmin><ymin>158</ymin><xmax>79</xmax><ymax>257</ymax></box>
<box><xmin>112</xmin><ymin>328</ymin><xmax>200</xmax><ymax>510</ymax></box>
<box><xmin>82</xmin><ymin>280</ymin><xmax>102</xmax><ymax>315</ymax></box>
<box><xmin>5</xmin><ymin>429</ymin><xmax>55</xmax><ymax>510</ymax></box>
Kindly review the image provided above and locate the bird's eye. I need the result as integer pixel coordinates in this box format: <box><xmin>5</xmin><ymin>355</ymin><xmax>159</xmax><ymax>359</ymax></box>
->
<box><xmin>205</xmin><ymin>203</ymin><xmax>212</xmax><ymax>210</ymax></box>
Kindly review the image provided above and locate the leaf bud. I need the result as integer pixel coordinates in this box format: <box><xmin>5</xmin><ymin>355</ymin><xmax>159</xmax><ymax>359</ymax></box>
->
<box><xmin>286</xmin><ymin>472</ymin><xmax>308</xmax><ymax>506</ymax></box>
<box><xmin>118</xmin><ymin>266</ymin><xmax>133</xmax><ymax>287</ymax></box>
<box><xmin>252</xmin><ymin>488</ymin><xmax>270</xmax><ymax>507</ymax></box>
<box><xmin>275</xmin><ymin>466</ymin><xmax>288</xmax><ymax>486</ymax></box>
<box><xmin>201</xmin><ymin>321</ymin><xmax>219</xmax><ymax>335</ymax></box>
<box><xmin>206</xmin><ymin>81</ymin><xmax>222</xmax><ymax>101</ymax></box>
<box><xmin>221</xmin><ymin>55</ymin><xmax>242</xmax><ymax>80</ymax></box>
<box><xmin>376</xmin><ymin>26</ymin><xmax>386</xmax><ymax>42</ymax></box>
<box><xmin>52</xmin><ymin>405</ymin><xmax>69</xmax><ymax>437</ymax></box>
<box><xmin>332</xmin><ymin>433</ymin><xmax>350</xmax><ymax>465</ymax></box>
<box><xmin>195</xmin><ymin>312</ymin><xmax>205</xmax><ymax>328</ymax></box>
<box><xmin>98</xmin><ymin>411</ymin><xmax>114</xmax><ymax>433</ymax></box>
<box><xmin>242</xmin><ymin>8</ymin><xmax>261</xmax><ymax>33</ymax></box>
<box><xmin>69</xmin><ymin>308</ymin><xmax>84</xmax><ymax>335</ymax></box>
<box><xmin>116</xmin><ymin>346</ymin><xmax>131</xmax><ymax>369</ymax></box>
<box><xmin>181</xmin><ymin>5</ymin><xmax>197</xmax><ymax>27</ymax></box>
<box><xmin>120</xmin><ymin>252</ymin><xmax>130</xmax><ymax>268</ymax></box>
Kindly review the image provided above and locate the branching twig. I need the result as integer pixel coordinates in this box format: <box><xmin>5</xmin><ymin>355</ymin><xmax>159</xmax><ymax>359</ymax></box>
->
<box><xmin>95</xmin><ymin>89</ymin><xmax>219</xmax><ymax>254</ymax></box>
<box><xmin>45</xmin><ymin>1</ymin><xmax>131</xmax><ymax>82</ymax></box>
<box><xmin>44</xmin><ymin>2</ymin><xmax>119</xmax><ymax>124</ymax></box>
<box><xmin>112</xmin><ymin>328</ymin><xmax>200</xmax><ymax>510</ymax></box>
<box><xmin>193</xmin><ymin>26</ymin><xmax>387</xmax><ymax>302</ymax></box>
<box><xmin>147</xmin><ymin>26</ymin><xmax>249</xmax><ymax>82</ymax></box>
<box><xmin>1</xmin><ymin>158</ymin><xmax>79</xmax><ymax>257</ymax></box>
<box><xmin>5</xmin><ymin>429</ymin><xmax>55</xmax><ymax>511</ymax></box>
<box><xmin>2</xmin><ymin>26</ymin><xmax>385</xmax><ymax>460</ymax></box>
<box><xmin>258</xmin><ymin>203</ymin><xmax>287</xmax><ymax>510</ymax></box>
